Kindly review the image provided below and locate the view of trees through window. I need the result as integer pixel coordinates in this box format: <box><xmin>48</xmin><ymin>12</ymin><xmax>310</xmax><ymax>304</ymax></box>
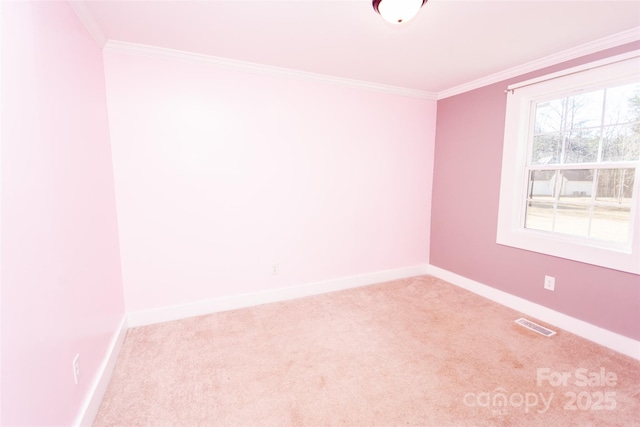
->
<box><xmin>524</xmin><ymin>82</ymin><xmax>640</xmax><ymax>244</ymax></box>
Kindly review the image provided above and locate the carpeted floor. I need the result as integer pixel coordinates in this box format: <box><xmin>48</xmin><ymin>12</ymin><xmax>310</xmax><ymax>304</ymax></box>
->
<box><xmin>94</xmin><ymin>275</ymin><xmax>640</xmax><ymax>426</ymax></box>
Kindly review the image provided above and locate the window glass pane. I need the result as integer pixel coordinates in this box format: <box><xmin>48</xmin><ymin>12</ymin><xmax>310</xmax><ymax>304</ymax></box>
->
<box><xmin>524</xmin><ymin>201</ymin><xmax>554</xmax><ymax>231</ymax></box>
<box><xmin>591</xmin><ymin>206</ymin><xmax>631</xmax><ymax>243</ymax></box>
<box><xmin>601</xmin><ymin>82</ymin><xmax>640</xmax><ymax>161</ymax></box>
<box><xmin>528</xmin><ymin>170</ymin><xmax>556</xmax><ymax>197</ymax></box>
<box><xmin>533</xmin><ymin>99</ymin><xmax>565</xmax><ymax>165</ymax></box>
<box><xmin>532</xmin><ymin>133</ymin><xmax>562</xmax><ymax>164</ymax></box>
<box><xmin>564</xmin><ymin>129</ymin><xmax>599</xmax><ymax>163</ymax></box>
<box><xmin>567</xmin><ymin>90</ymin><xmax>604</xmax><ymax>129</ymax></box>
<box><xmin>557</xmin><ymin>169</ymin><xmax>594</xmax><ymax>199</ymax></box>
<box><xmin>603</xmin><ymin>82</ymin><xmax>640</xmax><ymax>126</ymax></box>
<box><xmin>534</xmin><ymin>99</ymin><xmax>564</xmax><ymax>133</ymax></box>
<box><xmin>601</xmin><ymin>124</ymin><xmax>639</xmax><ymax>161</ymax></box>
<box><xmin>596</xmin><ymin>168</ymin><xmax>635</xmax><ymax>203</ymax></box>
<box><xmin>554</xmin><ymin>203</ymin><xmax>590</xmax><ymax>238</ymax></box>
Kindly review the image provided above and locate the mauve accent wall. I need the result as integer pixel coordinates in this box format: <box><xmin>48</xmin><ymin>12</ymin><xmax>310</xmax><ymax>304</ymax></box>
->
<box><xmin>103</xmin><ymin>51</ymin><xmax>436</xmax><ymax>314</ymax></box>
<box><xmin>1</xmin><ymin>2</ymin><xmax>125</xmax><ymax>425</ymax></box>
<box><xmin>431</xmin><ymin>42</ymin><xmax>640</xmax><ymax>341</ymax></box>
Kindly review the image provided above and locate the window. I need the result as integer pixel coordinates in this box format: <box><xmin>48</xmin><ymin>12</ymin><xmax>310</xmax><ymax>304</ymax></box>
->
<box><xmin>497</xmin><ymin>52</ymin><xmax>640</xmax><ymax>274</ymax></box>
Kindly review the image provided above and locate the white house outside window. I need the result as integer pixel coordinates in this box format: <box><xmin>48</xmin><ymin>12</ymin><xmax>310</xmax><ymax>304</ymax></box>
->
<box><xmin>497</xmin><ymin>52</ymin><xmax>640</xmax><ymax>274</ymax></box>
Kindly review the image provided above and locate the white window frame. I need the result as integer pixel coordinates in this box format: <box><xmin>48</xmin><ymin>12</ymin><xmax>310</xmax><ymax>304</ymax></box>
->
<box><xmin>497</xmin><ymin>51</ymin><xmax>640</xmax><ymax>274</ymax></box>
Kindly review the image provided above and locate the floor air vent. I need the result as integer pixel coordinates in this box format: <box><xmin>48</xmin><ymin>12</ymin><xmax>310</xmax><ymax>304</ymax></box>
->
<box><xmin>515</xmin><ymin>318</ymin><xmax>556</xmax><ymax>337</ymax></box>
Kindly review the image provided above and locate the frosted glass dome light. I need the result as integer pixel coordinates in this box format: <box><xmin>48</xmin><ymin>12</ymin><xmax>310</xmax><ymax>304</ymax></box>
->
<box><xmin>373</xmin><ymin>0</ymin><xmax>427</xmax><ymax>24</ymax></box>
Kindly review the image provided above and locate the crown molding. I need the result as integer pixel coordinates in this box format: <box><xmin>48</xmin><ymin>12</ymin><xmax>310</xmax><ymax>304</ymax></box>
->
<box><xmin>103</xmin><ymin>40</ymin><xmax>437</xmax><ymax>100</ymax></box>
<box><xmin>68</xmin><ymin>1</ymin><xmax>107</xmax><ymax>48</ymax></box>
<box><xmin>437</xmin><ymin>27</ymin><xmax>640</xmax><ymax>100</ymax></box>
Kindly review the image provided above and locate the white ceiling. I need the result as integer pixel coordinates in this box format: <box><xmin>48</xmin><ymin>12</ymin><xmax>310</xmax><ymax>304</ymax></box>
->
<box><xmin>73</xmin><ymin>0</ymin><xmax>640</xmax><ymax>96</ymax></box>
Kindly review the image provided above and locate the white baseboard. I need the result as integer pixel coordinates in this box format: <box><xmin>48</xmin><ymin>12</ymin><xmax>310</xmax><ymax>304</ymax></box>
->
<box><xmin>75</xmin><ymin>315</ymin><xmax>129</xmax><ymax>427</ymax></box>
<box><xmin>127</xmin><ymin>264</ymin><xmax>430</xmax><ymax>327</ymax></box>
<box><xmin>427</xmin><ymin>264</ymin><xmax>640</xmax><ymax>361</ymax></box>
<box><xmin>72</xmin><ymin>264</ymin><xmax>637</xmax><ymax>427</ymax></box>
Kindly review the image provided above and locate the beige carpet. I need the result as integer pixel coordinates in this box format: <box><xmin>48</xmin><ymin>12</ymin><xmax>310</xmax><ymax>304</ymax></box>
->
<box><xmin>94</xmin><ymin>275</ymin><xmax>640</xmax><ymax>426</ymax></box>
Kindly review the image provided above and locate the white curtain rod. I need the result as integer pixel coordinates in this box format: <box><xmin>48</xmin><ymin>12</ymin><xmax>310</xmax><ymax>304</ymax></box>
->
<box><xmin>505</xmin><ymin>50</ymin><xmax>640</xmax><ymax>94</ymax></box>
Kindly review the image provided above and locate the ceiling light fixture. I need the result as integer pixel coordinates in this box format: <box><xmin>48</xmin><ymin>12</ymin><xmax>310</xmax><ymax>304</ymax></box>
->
<box><xmin>372</xmin><ymin>0</ymin><xmax>426</xmax><ymax>24</ymax></box>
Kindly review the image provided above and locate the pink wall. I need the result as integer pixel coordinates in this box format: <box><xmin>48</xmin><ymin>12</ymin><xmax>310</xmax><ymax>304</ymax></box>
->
<box><xmin>103</xmin><ymin>51</ymin><xmax>436</xmax><ymax>313</ymax></box>
<box><xmin>1</xmin><ymin>2</ymin><xmax>125</xmax><ymax>425</ymax></box>
<box><xmin>431</xmin><ymin>42</ymin><xmax>640</xmax><ymax>341</ymax></box>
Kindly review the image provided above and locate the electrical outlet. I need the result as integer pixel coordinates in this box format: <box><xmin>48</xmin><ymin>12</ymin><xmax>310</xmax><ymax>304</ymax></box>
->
<box><xmin>272</xmin><ymin>264</ymin><xmax>279</xmax><ymax>275</ymax></box>
<box><xmin>72</xmin><ymin>354</ymin><xmax>80</xmax><ymax>385</ymax></box>
<box><xmin>544</xmin><ymin>275</ymin><xmax>555</xmax><ymax>291</ymax></box>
